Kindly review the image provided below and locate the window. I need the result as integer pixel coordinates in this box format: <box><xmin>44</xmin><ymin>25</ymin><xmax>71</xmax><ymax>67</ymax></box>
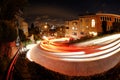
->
<box><xmin>86</xmin><ymin>26</ymin><xmax>88</xmax><ymax>28</ymax></box>
<box><xmin>91</xmin><ymin>19</ymin><xmax>95</xmax><ymax>27</ymax></box>
<box><xmin>86</xmin><ymin>19</ymin><xmax>89</xmax><ymax>22</ymax></box>
<box><xmin>109</xmin><ymin>17</ymin><xmax>111</xmax><ymax>21</ymax></box>
<box><xmin>80</xmin><ymin>19</ymin><xmax>82</xmax><ymax>22</ymax></box>
<box><xmin>75</xmin><ymin>27</ymin><xmax>77</xmax><ymax>30</ymax></box>
<box><xmin>73</xmin><ymin>22</ymin><xmax>77</xmax><ymax>25</ymax></box>
<box><xmin>107</xmin><ymin>17</ymin><xmax>109</xmax><ymax>21</ymax></box>
<box><xmin>66</xmin><ymin>27</ymin><xmax>69</xmax><ymax>29</ymax></box>
<box><xmin>72</xmin><ymin>32</ymin><xmax>77</xmax><ymax>35</ymax></box>
<box><xmin>72</xmin><ymin>27</ymin><xmax>77</xmax><ymax>30</ymax></box>
<box><xmin>72</xmin><ymin>27</ymin><xmax>75</xmax><ymax>30</ymax></box>
<box><xmin>100</xmin><ymin>17</ymin><xmax>103</xmax><ymax>21</ymax></box>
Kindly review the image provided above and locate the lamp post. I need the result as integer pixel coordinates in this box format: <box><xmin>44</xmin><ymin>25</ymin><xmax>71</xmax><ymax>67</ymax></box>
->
<box><xmin>44</xmin><ymin>25</ymin><xmax>48</xmax><ymax>29</ymax></box>
<box><xmin>15</xmin><ymin>20</ymin><xmax>21</xmax><ymax>47</ymax></box>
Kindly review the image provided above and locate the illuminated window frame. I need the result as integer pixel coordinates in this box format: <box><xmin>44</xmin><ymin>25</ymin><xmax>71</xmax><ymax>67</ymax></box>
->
<box><xmin>91</xmin><ymin>19</ymin><xmax>95</xmax><ymax>27</ymax></box>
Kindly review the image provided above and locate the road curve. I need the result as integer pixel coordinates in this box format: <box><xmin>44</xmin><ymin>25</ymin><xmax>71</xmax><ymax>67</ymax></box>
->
<box><xmin>27</xmin><ymin>34</ymin><xmax>120</xmax><ymax>76</ymax></box>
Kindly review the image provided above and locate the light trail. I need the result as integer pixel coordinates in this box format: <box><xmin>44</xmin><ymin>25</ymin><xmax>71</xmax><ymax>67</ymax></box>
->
<box><xmin>26</xmin><ymin>33</ymin><xmax>120</xmax><ymax>76</ymax></box>
<box><xmin>39</xmin><ymin>34</ymin><xmax>120</xmax><ymax>60</ymax></box>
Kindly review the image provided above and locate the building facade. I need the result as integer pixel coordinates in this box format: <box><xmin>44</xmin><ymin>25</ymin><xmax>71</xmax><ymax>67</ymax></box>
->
<box><xmin>65</xmin><ymin>13</ymin><xmax>120</xmax><ymax>38</ymax></box>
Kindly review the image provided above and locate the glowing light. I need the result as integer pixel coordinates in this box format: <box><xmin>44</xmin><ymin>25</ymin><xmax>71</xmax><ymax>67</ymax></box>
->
<box><xmin>50</xmin><ymin>38</ymin><xmax>70</xmax><ymax>42</ymax></box>
<box><xmin>42</xmin><ymin>36</ymin><xmax>47</xmax><ymax>40</ymax></box>
<box><xmin>26</xmin><ymin>50</ymin><xmax>33</xmax><ymax>61</ymax></box>
<box><xmin>72</xmin><ymin>27</ymin><xmax>75</xmax><ymax>30</ymax></box>
<box><xmin>26</xmin><ymin>44</ymin><xmax>37</xmax><ymax>61</ymax></box>
<box><xmin>89</xmin><ymin>31</ymin><xmax>97</xmax><ymax>36</ymax></box>
<box><xmin>91</xmin><ymin>19</ymin><xmax>95</xmax><ymax>27</ymax></box>
<box><xmin>26</xmin><ymin>33</ymin><xmax>120</xmax><ymax>76</ymax></box>
<box><xmin>44</xmin><ymin>25</ymin><xmax>47</xmax><ymax>28</ymax></box>
<box><xmin>93</xmin><ymin>34</ymin><xmax>120</xmax><ymax>44</ymax></box>
<box><xmin>39</xmin><ymin>33</ymin><xmax>120</xmax><ymax>60</ymax></box>
<box><xmin>26</xmin><ymin>44</ymin><xmax>36</xmax><ymax>50</ymax></box>
<box><xmin>98</xmin><ymin>39</ymin><xmax>120</xmax><ymax>50</ymax></box>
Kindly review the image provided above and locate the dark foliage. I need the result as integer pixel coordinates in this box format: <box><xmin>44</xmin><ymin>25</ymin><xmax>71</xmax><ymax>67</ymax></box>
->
<box><xmin>18</xmin><ymin>29</ymin><xmax>26</xmax><ymax>42</ymax></box>
<box><xmin>0</xmin><ymin>21</ymin><xmax>17</xmax><ymax>42</ymax></box>
<box><xmin>0</xmin><ymin>0</ymin><xmax>28</xmax><ymax>79</ymax></box>
<box><xmin>28</xmin><ymin>23</ymin><xmax>40</xmax><ymax>35</ymax></box>
<box><xmin>0</xmin><ymin>0</ymin><xmax>28</xmax><ymax>20</ymax></box>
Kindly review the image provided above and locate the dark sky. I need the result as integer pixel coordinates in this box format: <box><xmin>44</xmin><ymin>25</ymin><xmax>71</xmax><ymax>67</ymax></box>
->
<box><xmin>24</xmin><ymin>0</ymin><xmax>120</xmax><ymax>18</ymax></box>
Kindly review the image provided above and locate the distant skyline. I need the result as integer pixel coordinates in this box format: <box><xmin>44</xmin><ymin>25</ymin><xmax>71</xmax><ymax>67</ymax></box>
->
<box><xmin>24</xmin><ymin>0</ymin><xmax>120</xmax><ymax>19</ymax></box>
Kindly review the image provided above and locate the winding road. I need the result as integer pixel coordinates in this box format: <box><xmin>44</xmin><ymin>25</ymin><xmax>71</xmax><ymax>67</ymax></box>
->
<box><xmin>26</xmin><ymin>34</ymin><xmax>120</xmax><ymax>76</ymax></box>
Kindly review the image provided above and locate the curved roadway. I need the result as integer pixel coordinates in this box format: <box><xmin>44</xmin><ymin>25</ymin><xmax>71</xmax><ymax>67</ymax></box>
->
<box><xmin>27</xmin><ymin>34</ymin><xmax>120</xmax><ymax>76</ymax></box>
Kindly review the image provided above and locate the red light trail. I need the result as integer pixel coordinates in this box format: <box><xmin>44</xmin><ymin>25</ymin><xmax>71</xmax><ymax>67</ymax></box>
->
<box><xmin>27</xmin><ymin>34</ymin><xmax>120</xmax><ymax>76</ymax></box>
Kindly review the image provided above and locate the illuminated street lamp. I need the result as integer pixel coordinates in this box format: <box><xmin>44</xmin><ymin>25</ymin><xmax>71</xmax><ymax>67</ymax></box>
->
<box><xmin>44</xmin><ymin>22</ymin><xmax>48</xmax><ymax>29</ymax></box>
<box><xmin>44</xmin><ymin>25</ymin><xmax>47</xmax><ymax>29</ymax></box>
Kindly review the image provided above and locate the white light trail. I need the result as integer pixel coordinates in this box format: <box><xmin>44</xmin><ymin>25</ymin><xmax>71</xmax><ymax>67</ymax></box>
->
<box><xmin>60</xmin><ymin>45</ymin><xmax>120</xmax><ymax>62</ymax></box>
<box><xmin>26</xmin><ymin>50</ymin><xmax>33</xmax><ymax>62</ymax></box>
<box><xmin>98</xmin><ymin>39</ymin><xmax>120</xmax><ymax>50</ymax></box>
<box><xmin>54</xmin><ymin>39</ymin><xmax>120</xmax><ymax>59</ymax></box>
<box><xmin>26</xmin><ymin>33</ymin><xmax>120</xmax><ymax>76</ymax></box>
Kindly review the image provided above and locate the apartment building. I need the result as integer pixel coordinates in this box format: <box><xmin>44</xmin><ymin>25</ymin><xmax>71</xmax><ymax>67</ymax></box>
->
<box><xmin>65</xmin><ymin>13</ymin><xmax>120</xmax><ymax>38</ymax></box>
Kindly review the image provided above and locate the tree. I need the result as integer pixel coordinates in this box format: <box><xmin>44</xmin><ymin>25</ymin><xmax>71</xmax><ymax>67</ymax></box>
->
<box><xmin>0</xmin><ymin>0</ymin><xmax>28</xmax><ymax>55</ymax></box>
<box><xmin>28</xmin><ymin>23</ymin><xmax>35</xmax><ymax>35</ymax></box>
<box><xmin>0</xmin><ymin>0</ymin><xmax>28</xmax><ymax>77</ymax></box>
<box><xmin>29</xmin><ymin>23</ymin><xmax>40</xmax><ymax>35</ymax></box>
<box><xmin>0</xmin><ymin>0</ymin><xmax>28</xmax><ymax>20</ymax></box>
<box><xmin>0</xmin><ymin>21</ymin><xmax>17</xmax><ymax>75</ymax></box>
<box><xmin>18</xmin><ymin>29</ymin><xmax>26</xmax><ymax>42</ymax></box>
<box><xmin>0</xmin><ymin>21</ymin><xmax>17</xmax><ymax>42</ymax></box>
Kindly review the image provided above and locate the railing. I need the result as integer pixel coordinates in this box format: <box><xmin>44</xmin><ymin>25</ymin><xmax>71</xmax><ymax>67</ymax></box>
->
<box><xmin>3</xmin><ymin>48</ymin><xmax>22</xmax><ymax>80</ymax></box>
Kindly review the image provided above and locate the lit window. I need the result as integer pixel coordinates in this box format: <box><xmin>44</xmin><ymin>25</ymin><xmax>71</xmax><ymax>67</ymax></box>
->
<box><xmin>44</xmin><ymin>25</ymin><xmax>47</xmax><ymax>28</ymax></box>
<box><xmin>86</xmin><ymin>26</ymin><xmax>88</xmax><ymax>28</ymax></box>
<box><xmin>73</xmin><ymin>22</ymin><xmax>77</xmax><ymax>25</ymax></box>
<box><xmin>89</xmin><ymin>31</ymin><xmax>97</xmax><ymax>36</ymax></box>
<box><xmin>91</xmin><ymin>19</ymin><xmax>95</xmax><ymax>27</ymax></box>
<box><xmin>75</xmin><ymin>27</ymin><xmax>77</xmax><ymax>30</ymax></box>
<box><xmin>72</xmin><ymin>27</ymin><xmax>75</xmax><ymax>30</ymax></box>
<box><xmin>72</xmin><ymin>27</ymin><xmax>77</xmax><ymax>30</ymax></box>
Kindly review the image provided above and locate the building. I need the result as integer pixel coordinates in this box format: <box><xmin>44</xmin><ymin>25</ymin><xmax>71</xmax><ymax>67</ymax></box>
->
<box><xmin>65</xmin><ymin>20</ymin><xmax>80</xmax><ymax>38</ymax></box>
<box><xmin>65</xmin><ymin>13</ymin><xmax>120</xmax><ymax>38</ymax></box>
<box><xmin>56</xmin><ymin>26</ymin><xmax>66</xmax><ymax>38</ymax></box>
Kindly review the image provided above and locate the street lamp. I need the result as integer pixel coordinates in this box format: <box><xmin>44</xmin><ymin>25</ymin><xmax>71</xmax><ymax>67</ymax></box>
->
<box><xmin>44</xmin><ymin>25</ymin><xmax>47</xmax><ymax>29</ymax></box>
<box><xmin>15</xmin><ymin>20</ymin><xmax>21</xmax><ymax>47</ymax></box>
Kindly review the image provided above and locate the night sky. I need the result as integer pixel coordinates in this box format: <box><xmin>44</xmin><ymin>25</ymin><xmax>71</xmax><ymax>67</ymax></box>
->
<box><xmin>24</xmin><ymin>0</ymin><xmax>120</xmax><ymax>18</ymax></box>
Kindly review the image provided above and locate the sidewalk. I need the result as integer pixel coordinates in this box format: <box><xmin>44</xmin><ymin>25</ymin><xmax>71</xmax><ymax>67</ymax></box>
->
<box><xmin>14</xmin><ymin>53</ymin><xmax>31</xmax><ymax>80</ymax></box>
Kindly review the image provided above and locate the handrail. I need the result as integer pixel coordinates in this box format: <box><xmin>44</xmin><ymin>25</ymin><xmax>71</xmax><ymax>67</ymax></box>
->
<box><xmin>4</xmin><ymin>48</ymin><xmax>20</xmax><ymax>80</ymax></box>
